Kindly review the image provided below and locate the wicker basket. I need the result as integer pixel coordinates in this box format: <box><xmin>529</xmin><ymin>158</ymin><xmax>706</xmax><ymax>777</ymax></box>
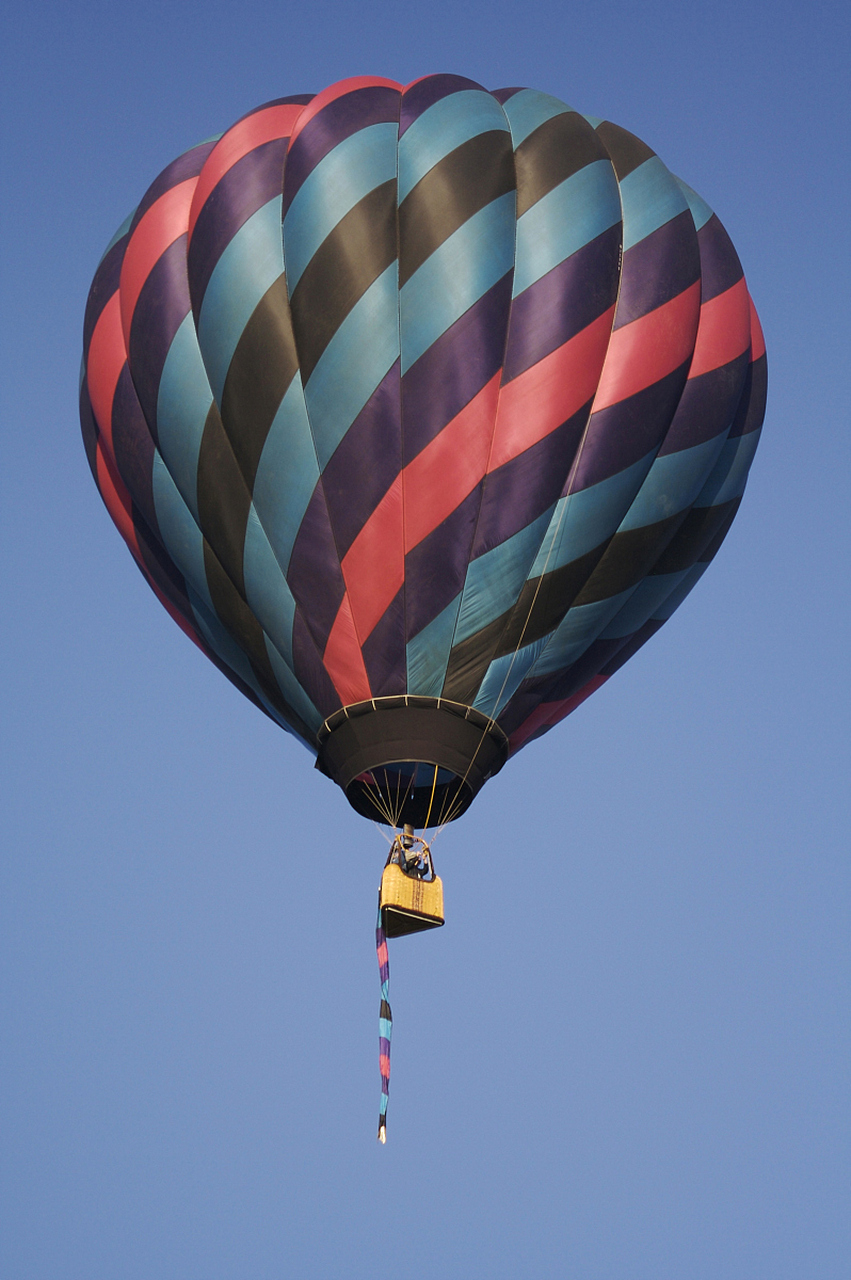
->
<box><xmin>380</xmin><ymin>863</ymin><xmax>444</xmax><ymax>937</ymax></box>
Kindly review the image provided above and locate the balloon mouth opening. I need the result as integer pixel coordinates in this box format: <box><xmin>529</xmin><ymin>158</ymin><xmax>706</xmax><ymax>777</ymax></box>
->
<box><xmin>315</xmin><ymin>697</ymin><xmax>509</xmax><ymax>828</ymax></box>
<box><xmin>347</xmin><ymin>761</ymin><xmax>472</xmax><ymax>827</ymax></box>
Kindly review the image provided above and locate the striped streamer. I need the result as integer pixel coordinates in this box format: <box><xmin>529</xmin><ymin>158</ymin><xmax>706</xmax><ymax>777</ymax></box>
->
<box><xmin>376</xmin><ymin>901</ymin><xmax>392</xmax><ymax>1142</ymax></box>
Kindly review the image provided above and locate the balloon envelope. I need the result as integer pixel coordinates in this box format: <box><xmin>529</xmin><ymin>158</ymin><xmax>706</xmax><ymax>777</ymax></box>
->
<box><xmin>80</xmin><ymin>74</ymin><xmax>766</xmax><ymax>828</ymax></box>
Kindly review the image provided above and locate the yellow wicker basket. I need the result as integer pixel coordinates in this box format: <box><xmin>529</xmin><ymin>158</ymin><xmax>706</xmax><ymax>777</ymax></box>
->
<box><xmin>380</xmin><ymin>862</ymin><xmax>444</xmax><ymax>937</ymax></box>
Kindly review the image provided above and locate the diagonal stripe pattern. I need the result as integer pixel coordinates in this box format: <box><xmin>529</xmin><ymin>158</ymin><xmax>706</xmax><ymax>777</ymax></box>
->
<box><xmin>81</xmin><ymin>77</ymin><xmax>767</xmax><ymax>814</ymax></box>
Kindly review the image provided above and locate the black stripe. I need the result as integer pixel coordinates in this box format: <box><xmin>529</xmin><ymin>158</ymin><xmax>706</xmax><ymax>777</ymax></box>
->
<box><xmin>571</xmin><ymin>511</ymin><xmax>688</xmax><ymax>607</ymax></box>
<box><xmin>220</xmin><ymin>273</ymin><xmax>300</xmax><ymax>490</ymax></box>
<box><xmin>441</xmin><ymin>542</ymin><xmax>607</xmax><ymax>706</ymax></box>
<box><xmin>196</xmin><ymin>402</ymin><xmax>251</xmax><ymax>596</ymax></box>
<box><xmin>699</xmin><ymin>498</ymin><xmax>741</xmax><ymax>563</ymax></box>
<box><xmin>651</xmin><ymin>498</ymin><xmax>740</xmax><ymax>575</ymax></box>
<box><xmin>595</xmin><ymin>121</ymin><xmax>655</xmax><ymax>180</ymax></box>
<box><xmin>201</xmin><ymin>541</ymin><xmax>312</xmax><ymax>740</ymax></box>
<box><xmin>398</xmin><ymin>130</ymin><xmax>515</xmax><ymax>286</ymax></box>
<box><xmin>514</xmin><ymin>111</ymin><xmax>611</xmax><ymax>218</ymax></box>
<box><xmin>289</xmin><ymin>178</ymin><xmax>397</xmax><ymax>385</ymax></box>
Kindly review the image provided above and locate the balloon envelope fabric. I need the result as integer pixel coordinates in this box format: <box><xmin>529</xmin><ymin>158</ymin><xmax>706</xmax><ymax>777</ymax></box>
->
<box><xmin>80</xmin><ymin>74</ymin><xmax>767</xmax><ymax>829</ymax></box>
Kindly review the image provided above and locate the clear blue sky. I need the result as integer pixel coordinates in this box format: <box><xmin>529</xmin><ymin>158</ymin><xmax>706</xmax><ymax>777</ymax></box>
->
<box><xmin>2</xmin><ymin>2</ymin><xmax>849</xmax><ymax>1276</ymax></box>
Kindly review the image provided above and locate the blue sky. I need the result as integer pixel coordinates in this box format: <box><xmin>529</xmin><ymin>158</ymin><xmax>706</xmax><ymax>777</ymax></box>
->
<box><xmin>2</xmin><ymin>2</ymin><xmax>849</xmax><ymax>1276</ymax></box>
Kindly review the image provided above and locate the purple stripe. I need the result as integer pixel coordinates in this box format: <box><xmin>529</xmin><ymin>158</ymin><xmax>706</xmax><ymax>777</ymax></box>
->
<box><xmin>490</xmin><ymin>86</ymin><xmax>526</xmax><ymax>104</ymax></box>
<box><xmin>130</xmin><ymin>142</ymin><xmax>217</xmax><ymax>233</ymax></box>
<box><xmin>471</xmin><ymin>407</ymin><xmax>589</xmax><ymax>559</ymax></box>
<box><xmin>133</xmin><ymin>506</ymin><xmax>195</xmax><ymax>624</ymax></box>
<box><xmin>502</xmin><ymin>226</ymin><xmax>621</xmax><ymax>382</ymax></box>
<box><xmin>399</xmin><ymin>74</ymin><xmax>486</xmax><ymax>136</ymax></box>
<box><xmin>187</xmin><ymin>138</ymin><xmax>289</xmax><ymax>313</ymax></box>
<box><xmin>404</xmin><ymin>482</ymin><xmax>483</xmax><ymax>640</ymax></box>
<box><xmin>497</xmin><ymin>635</ymin><xmax>626</xmax><ymax>736</ymax></box>
<box><xmin>729</xmin><ymin>352</ymin><xmax>767</xmax><ymax>439</ymax></box>
<box><xmin>697</xmin><ymin>214</ymin><xmax>743</xmax><ymax>303</ymax></box>
<box><xmin>286</xmin><ymin>481</ymin><xmax>346</xmax><ymax>653</ymax></box>
<box><xmin>321</xmin><ymin>361</ymin><xmax>401</xmax><ymax>558</ymax></box>
<box><xmin>112</xmin><ymin>365</ymin><xmax>158</xmax><ymax>536</ymax></box>
<box><xmin>599</xmin><ymin>618</ymin><xmax>663</xmax><ymax>675</ymax></box>
<box><xmin>291</xmin><ymin>608</ymin><xmax>342</xmax><ymax>720</ymax></box>
<box><xmin>84</xmin><ymin>236</ymin><xmax>128</xmax><ymax>355</ymax></box>
<box><xmin>572</xmin><ymin>362</ymin><xmax>690</xmax><ymax>494</ymax></box>
<box><xmin>613</xmin><ymin>210</ymin><xmax>699</xmax><ymax>329</ymax></box>
<box><xmin>401</xmin><ymin>272</ymin><xmax>512</xmax><ymax>464</ymax></box>
<box><xmin>657</xmin><ymin>353</ymin><xmax>749</xmax><ymax>456</ymax></box>
<box><xmin>127</xmin><ymin>235</ymin><xmax>192</xmax><ymax>442</ymax></box>
<box><xmin>361</xmin><ymin>587</ymin><xmax>407</xmax><ymax>696</ymax></box>
<box><xmin>281</xmin><ymin>86</ymin><xmax>401</xmax><ymax>216</ymax></box>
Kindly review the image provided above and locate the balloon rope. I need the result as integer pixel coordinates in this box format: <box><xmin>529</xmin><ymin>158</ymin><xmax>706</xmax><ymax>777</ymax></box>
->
<box><xmin>361</xmin><ymin>773</ymin><xmax>396</xmax><ymax>827</ymax></box>
<box><xmin>376</xmin><ymin>898</ymin><xmax>392</xmax><ymax>1143</ymax></box>
<box><xmin>422</xmin><ymin>764</ymin><xmax>439</xmax><ymax>831</ymax></box>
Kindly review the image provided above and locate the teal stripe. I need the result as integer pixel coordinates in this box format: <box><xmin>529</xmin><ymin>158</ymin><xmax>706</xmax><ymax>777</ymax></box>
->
<box><xmin>500</xmin><ymin>89</ymin><xmax>572</xmax><ymax>147</ymax></box>
<box><xmin>151</xmin><ymin>454</ymin><xmax>214</xmax><ymax>613</ymax></box>
<box><xmin>528</xmin><ymin>589</ymin><xmax>635</xmax><ymax>678</ymax></box>
<box><xmin>472</xmin><ymin>635</ymin><xmax>549</xmax><ymax>718</ymax></box>
<box><xmin>406</xmin><ymin>595</ymin><xmax>461</xmax><ymax>698</ymax></box>
<box><xmin>653</xmin><ymin>563</ymin><xmax>708</xmax><ymax>620</ymax></box>
<box><xmin>600</xmin><ymin>570</ymin><xmax>691</xmax><ymax>638</ymax></box>
<box><xmin>196</xmin><ymin>197</ymin><xmax>284</xmax><ymax>403</ymax></box>
<box><xmin>156</xmin><ymin>312</ymin><xmax>213</xmax><ymax>521</ymax></box>
<box><xmin>675</xmin><ymin>178</ymin><xmax>714</xmax><ymax>232</ymax></box>
<box><xmin>620</xmin><ymin>156</ymin><xmax>688</xmax><ymax>252</ymax></box>
<box><xmin>303</xmin><ymin>263</ymin><xmax>399</xmax><ymax>469</ymax></box>
<box><xmin>584</xmin><ymin>114</ymin><xmax>604</xmax><ymax>129</ymax></box>
<box><xmin>398</xmin><ymin>90</ymin><xmax>509</xmax><ymax>202</ymax></box>
<box><xmin>618</xmin><ymin>434</ymin><xmax>728</xmax><ymax>532</ymax></box>
<box><xmin>455</xmin><ymin>507</ymin><xmax>555</xmax><ymax>646</ymax></box>
<box><xmin>694</xmin><ymin>429</ymin><xmax>761</xmax><ymax>508</ymax></box>
<box><xmin>186</xmin><ymin>585</ymin><xmax>299</xmax><ymax>738</ymax></box>
<box><xmin>379</xmin><ymin>1018</ymin><xmax>392</xmax><ymax>1038</ymax></box>
<box><xmin>151</xmin><ymin>451</ymin><xmax>320</xmax><ymax>742</ymax></box>
<box><xmin>513</xmin><ymin>160</ymin><xmax>621</xmax><ymax>297</ymax></box>
<box><xmin>243</xmin><ymin>509</ymin><xmax>297</xmax><ymax>666</ymax></box>
<box><xmin>264</xmin><ymin>639</ymin><xmax>322</xmax><ymax>738</ymax></box>
<box><xmin>250</xmin><ymin>375</ymin><xmax>320</xmax><ymax>572</ymax></box>
<box><xmin>283</xmin><ymin>122</ymin><xmax>399</xmax><ymax>291</ymax></box>
<box><xmin>400</xmin><ymin>193</ymin><xmax>515</xmax><ymax>374</ymax></box>
<box><xmin>529</xmin><ymin>451</ymin><xmax>656</xmax><ymax>579</ymax></box>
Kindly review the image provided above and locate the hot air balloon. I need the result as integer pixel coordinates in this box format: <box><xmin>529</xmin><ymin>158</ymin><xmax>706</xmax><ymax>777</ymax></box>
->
<box><xmin>80</xmin><ymin>74</ymin><xmax>767</xmax><ymax>1138</ymax></box>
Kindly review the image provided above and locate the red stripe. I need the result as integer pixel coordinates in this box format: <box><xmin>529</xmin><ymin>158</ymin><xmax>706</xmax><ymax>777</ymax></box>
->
<box><xmin>592</xmin><ymin>282</ymin><xmax>701</xmax><ymax>413</ymax></box>
<box><xmin>187</xmin><ymin>104</ymin><xmax>305</xmax><ymax>240</ymax></box>
<box><xmin>342</xmin><ymin>474</ymin><xmax>404</xmax><ymax>641</ymax></box>
<box><xmin>748</xmin><ymin>295</ymin><xmax>766</xmax><ymax>360</ymax></box>
<box><xmin>688</xmin><ymin>277</ymin><xmax>750</xmax><ymax>379</ymax></box>
<box><xmin>322</xmin><ymin>314</ymin><xmax>615</xmax><ymax>661</ymax></box>
<box><xmin>508</xmin><ymin>676</ymin><xmax>608</xmax><ymax>751</ymax></box>
<box><xmin>322</xmin><ymin>592</ymin><xmax>372</xmax><ymax>704</ymax></box>
<box><xmin>404</xmin><ymin>374</ymin><xmax>500</xmax><ymax>551</ymax></box>
<box><xmin>287</xmin><ymin>76</ymin><xmax>402</xmax><ymax>148</ymax></box>
<box><xmin>86</xmin><ymin>292</ymin><xmax>126</xmax><ymax>451</ymax></box>
<box><xmin>119</xmin><ymin>179</ymin><xmax>196</xmax><ymax>345</ymax></box>
<box><xmin>490</xmin><ymin>306</ymin><xmax>615</xmax><ymax>471</ymax></box>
